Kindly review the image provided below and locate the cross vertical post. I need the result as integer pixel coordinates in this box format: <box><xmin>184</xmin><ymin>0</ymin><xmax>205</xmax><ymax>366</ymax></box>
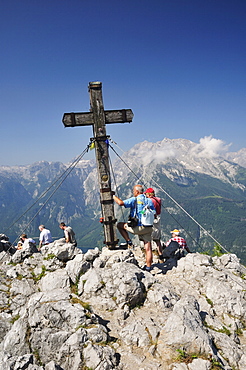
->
<box><xmin>62</xmin><ymin>81</ymin><xmax>133</xmax><ymax>249</ymax></box>
<box><xmin>89</xmin><ymin>81</ymin><xmax>117</xmax><ymax>248</ymax></box>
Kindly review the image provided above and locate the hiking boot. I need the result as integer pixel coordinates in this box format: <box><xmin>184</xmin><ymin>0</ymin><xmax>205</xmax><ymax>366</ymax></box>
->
<box><xmin>120</xmin><ymin>242</ymin><xmax>128</xmax><ymax>249</ymax></box>
<box><xmin>127</xmin><ymin>240</ymin><xmax>133</xmax><ymax>249</ymax></box>
<box><xmin>142</xmin><ymin>265</ymin><xmax>151</xmax><ymax>272</ymax></box>
<box><xmin>120</xmin><ymin>240</ymin><xmax>133</xmax><ymax>249</ymax></box>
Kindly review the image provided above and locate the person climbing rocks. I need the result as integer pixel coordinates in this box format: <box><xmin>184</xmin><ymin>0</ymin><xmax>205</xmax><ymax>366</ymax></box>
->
<box><xmin>113</xmin><ymin>184</ymin><xmax>156</xmax><ymax>272</ymax></box>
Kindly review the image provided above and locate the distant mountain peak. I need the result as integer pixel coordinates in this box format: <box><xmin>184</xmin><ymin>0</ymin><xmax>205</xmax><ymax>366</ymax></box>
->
<box><xmin>116</xmin><ymin>138</ymin><xmax>245</xmax><ymax>190</ymax></box>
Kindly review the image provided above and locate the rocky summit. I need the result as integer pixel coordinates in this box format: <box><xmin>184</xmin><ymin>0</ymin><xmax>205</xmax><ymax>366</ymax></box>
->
<box><xmin>0</xmin><ymin>239</ymin><xmax>246</xmax><ymax>370</ymax></box>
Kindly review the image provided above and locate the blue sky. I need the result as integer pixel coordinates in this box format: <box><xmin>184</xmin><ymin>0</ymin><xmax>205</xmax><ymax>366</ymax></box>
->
<box><xmin>0</xmin><ymin>0</ymin><xmax>245</xmax><ymax>166</ymax></box>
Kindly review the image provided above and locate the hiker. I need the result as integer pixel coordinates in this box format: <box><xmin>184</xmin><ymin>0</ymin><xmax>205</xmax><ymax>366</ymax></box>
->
<box><xmin>113</xmin><ymin>184</ymin><xmax>156</xmax><ymax>272</ymax></box>
<box><xmin>163</xmin><ymin>229</ymin><xmax>191</xmax><ymax>259</ymax></box>
<box><xmin>0</xmin><ymin>234</ymin><xmax>16</xmax><ymax>255</ymax></box>
<box><xmin>144</xmin><ymin>187</ymin><xmax>164</xmax><ymax>261</ymax></box>
<box><xmin>38</xmin><ymin>225</ymin><xmax>53</xmax><ymax>250</ymax></box>
<box><xmin>59</xmin><ymin>222</ymin><xmax>77</xmax><ymax>246</ymax></box>
<box><xmin>16</xmin><ymin>241</ymin><xmax>23</xmax><ymax>250</ymax></box>
<box><xmin>20</xmin><ymin>234</ymin><xmax>36</xmax><ymax>249</ymax></box>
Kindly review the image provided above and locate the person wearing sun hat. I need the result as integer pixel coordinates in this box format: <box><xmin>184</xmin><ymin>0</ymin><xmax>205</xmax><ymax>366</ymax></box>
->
<box><xmin>165</xmin><ymin>229</ymin><xmax>191</xmax><ymax>254</ymax></box>
<box><xmin>144</xmin><ymin>187</ymin><xmax>163</xmax><ymax>261</ymax></box>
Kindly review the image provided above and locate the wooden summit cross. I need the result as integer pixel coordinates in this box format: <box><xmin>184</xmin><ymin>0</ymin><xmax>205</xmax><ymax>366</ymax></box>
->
<box><xmin>62</xmin><ymin>81</ymin><xmax>134</xmax><ymax>249</ymax></box>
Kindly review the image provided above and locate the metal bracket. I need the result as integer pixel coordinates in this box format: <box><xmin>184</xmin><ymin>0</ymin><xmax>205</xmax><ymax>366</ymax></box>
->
<box><xmin>100</xmin><ymin>199</ymin><xmax>114</xmax><ymax>205</ymax></box>
<box><xmin>70</xmin><ymin>112</ymin><xmax>76</xmax><ymax>127</ymax></box>
<box><xmin>100</xmin><ymin>187</ymin><xmax>111</xmax><ymax>193</ymax></box>
<box><xmin>103</xmin><ymin>218</ymin><xmax>117</xmax><ymax>226</ymax></box>
<box><xmin>90</xmin><ymin>135</ymin><xmax>110</xmax><ymax>142</ymax></box>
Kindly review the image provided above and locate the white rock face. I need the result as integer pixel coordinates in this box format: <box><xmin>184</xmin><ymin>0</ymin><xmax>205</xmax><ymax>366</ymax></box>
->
<box><xmin>0</xmin><ymin>243</ymin><xmax>245</xmax><ymax>370</ymax></box>
<box><xmin>112</xmin><ymin>138</ymin><xmax>246</xmax><ymax>189</ymax></box>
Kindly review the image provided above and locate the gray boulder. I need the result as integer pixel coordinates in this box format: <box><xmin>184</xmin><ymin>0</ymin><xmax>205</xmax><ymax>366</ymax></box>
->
<box><xmin>11</xmin><ymin>241</ymin><xmax>39</xmax><ymax>263</ymax></box>
<box><xmin>158</xmin><ymin>296</ymin><xmax>214</xmax><ymax>355</ymax></box>
<box><xmin>38</xmin><ymin>269</ymin><xmax>70</xmax><ymax>292</ymax></box>
<box><xmin>42</xmin><ymin>239</ymin><xmax>82</xmax><ymax>262</ymax></box>
<box><xmin>65</xmin><ymin>253</ymin><xmax>91</xmax><ymax>284</ymax></box>
<box><xmin>78</xmin><ymin>262</ymin><xmax>146</xmax><ymax>310</ymax></box>
<box><xmin>82</xmin><ymin>342</ymin><xmax>118</xmax><ymax>369</ymax></box>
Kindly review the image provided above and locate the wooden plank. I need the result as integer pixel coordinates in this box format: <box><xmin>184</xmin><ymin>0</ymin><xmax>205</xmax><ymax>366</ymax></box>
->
<box><xmin>62</xmin><ymin>109</ymin><xmax>133</xmax><ymax>127</ymax></box>
<box><xmin>62</xmin><ymin>112</ymin><xmax>94</xmax><ymax>127</ymax></box>
<box><xmin>105</xmin><ymin>109</ymin><xmax>134</xmax><ymax>123</ymax></box>
<box><xmin>88</xmin><ymin>82</ymin><xmax>118</xmax><ymax>248</ymax></box>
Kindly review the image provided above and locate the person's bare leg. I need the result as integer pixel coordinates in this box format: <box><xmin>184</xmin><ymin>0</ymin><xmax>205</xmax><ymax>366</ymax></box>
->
<box><xmin>156</xmin><ymin>240</ymin><xmax>163</xmax><ymax>255</ymax></box>
<box><xmin>117</xmin><ymin>222</ymin><xmax>131</xmax><ymax>242</ymax></box>
<box><xmin>144</xmin><ymin>240</ymin><xmax>153</xmax><ymax>268</ymax></box>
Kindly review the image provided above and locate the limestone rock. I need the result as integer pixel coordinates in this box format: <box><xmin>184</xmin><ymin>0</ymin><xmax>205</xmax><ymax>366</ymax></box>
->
<box><xmin>42</xmin><ymin>239</ymin><xmax>82</xmax><ymax>262</ymax></box>
<box><xmin>83</xmin><ymin>342</ymin><xmax>119</xmax><ymax>369</ymax></box>
<box><xmin>158</xmin><ymin>295</ymin><xmax>214</xmax><ymax>356</ymax></box>
<box><xmin>145</xmin><ymin>281</ymin><xmax>180</xmax><ymax>310</ymax></box>
<box><xmin>11</xmin><ymin>241</ymin><xmax>39</xmax><ymax>263</ymax></box>
<box><xmin>0</xmin><ymin>241</ymin><xmax>245</xmax><ymax>370</ymax></box>
<box><xmin>38</xmin><ymin>269</ymin><xmax>70</xmax><ymax>292</ymax></box>
<box><xmin>78</xmin><ymin>261</ymin><xmax>146</xmax><ymax>310</ymax></box>
<box><xmin>83</xmin><ymin>247</ymin><xmax>100</xmax><ymax>262</ymax></box>
<box><xmin>65</xmin><ymin>253</ymin><xmax>91</xmax><ymax>283</ymax></box>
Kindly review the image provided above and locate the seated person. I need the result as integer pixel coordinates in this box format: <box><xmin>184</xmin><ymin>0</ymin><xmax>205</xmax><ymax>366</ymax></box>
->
<box><xmin>20</xmin><ymin>234</ymin><xmax>36</xmax><ymax>249</ymax></box>
<box><xmin>163</xmin><ymin>229</ymin><xmax>191</xmax><ymax>259</ymax></box>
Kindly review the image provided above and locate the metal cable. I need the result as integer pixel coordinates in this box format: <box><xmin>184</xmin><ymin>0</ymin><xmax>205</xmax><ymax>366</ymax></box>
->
<box><xmin>108</xmin><ymin>141</ymin><xmax>244</xmax><ymax>260</ymax></box>
<box><xmin>1</xmin><ymin>144</ymin><xmax>90</xmax><ymax>257</ymax></box>
<box><xmin>3</xmin><ymin>145</ymin><xmax>90</xmax><ymax>235</ymax></box>
<box><xmin>108</xmin><ymin>152</ymin><xmax>125</xmax><ymax>222</ymax></box>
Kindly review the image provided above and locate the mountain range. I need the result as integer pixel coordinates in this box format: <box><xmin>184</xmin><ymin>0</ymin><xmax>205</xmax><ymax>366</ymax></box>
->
<box><xmin>0</xmin><ymin>138</ymin><xmax>245</xmax><ymax>263</ymax></box>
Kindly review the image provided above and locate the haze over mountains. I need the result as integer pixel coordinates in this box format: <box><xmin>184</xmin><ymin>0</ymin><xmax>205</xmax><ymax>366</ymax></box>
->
<box><xmin>0</xmin><ymin>137</ymin><xmax>245</xmax><ymax>263</ymax></box>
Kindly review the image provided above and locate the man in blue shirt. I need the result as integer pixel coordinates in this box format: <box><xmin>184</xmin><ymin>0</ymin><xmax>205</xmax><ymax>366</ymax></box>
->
<box><xmin>39</xmin><ymin>225</ymin><xmax>53</xmax><ymax>250</ymax></box>
<box><xmin>113</xmin><ymin>184</ymin><xmax>155</xmax><ymax>272</ymax></box>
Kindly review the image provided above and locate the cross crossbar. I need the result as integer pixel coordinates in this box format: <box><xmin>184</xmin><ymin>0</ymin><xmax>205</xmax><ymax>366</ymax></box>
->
<box><xmin>63</xmin><ymin>109</ymin><xmax>133</xmax><ymax>127</ymax></box>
